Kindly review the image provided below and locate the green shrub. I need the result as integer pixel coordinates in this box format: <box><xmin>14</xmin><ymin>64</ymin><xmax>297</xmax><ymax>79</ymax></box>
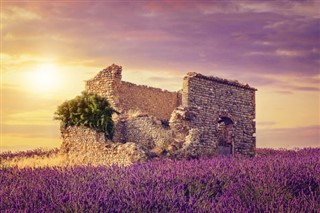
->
<box><xmin>54</xmin><ymin>92</ymin><xmax>117</xmax><ymax>140</ymax></box>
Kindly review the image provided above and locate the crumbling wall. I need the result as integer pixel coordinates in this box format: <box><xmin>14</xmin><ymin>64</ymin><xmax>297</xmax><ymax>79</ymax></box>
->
<box><xmin>113</xmin><ymin>116</ymin><xmax>175</xmax><ymax>153</ymax></box>
<box><xmin>84</xmin><ymin>64</ymin><xmax>257</xmax><ymax>158</ymax></box>
<box><xmin>60</xmin><ymin>126</ymin><xmax>147</xmax><ymax>166</ymax></box>
<box><xmin>85</xmin><ymin>64</ymin><xmax>122</xmax><ymax>109</ymax></box>
<box><xmin>182</xmin><ymin>73</ymin><xmax>256</xmax><ymax>156</ymax></box>
<box><xmin>86</xmin><ymin>64</ymin><xmax>182</xmax><ymax>120</ymax></box>
<box><xmin>168</xmin><ymin>106</ymin><xmax>192</xmax><ymax>150</ymax></box>
<box><xmin>118</xmin><ymin>82</ymin><xmax>181</xmax><ymax>120</ymax></box>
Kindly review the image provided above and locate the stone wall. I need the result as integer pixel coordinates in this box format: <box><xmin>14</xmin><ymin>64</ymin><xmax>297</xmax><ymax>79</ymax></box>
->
<box><xmin>181</xmin><ymin>72</ymin><xmax>256</xmax><ymax>156</ymax></box>
<box><xmin>60</xmin><ymin>126</ymin><xmax>147</xmax><ymax>166</ymax></box>
<box><xmin>85</xmin><ymin>64</ymin><xmax>181</xmax><ymax>120</ymax></box>
<box><xmin>80</xmin><ymin>64</ymin><xmax>257</xmax><ymax>159</ymax></box>
<box><xmin>113</xmin><ymin>115</ymin><xmax>175</xmax><ymax>153</ymax></box>
<box><xmin>85</xmin><ymin>64</ymin><xmax>122</xmax><ymax>109</ymax></box>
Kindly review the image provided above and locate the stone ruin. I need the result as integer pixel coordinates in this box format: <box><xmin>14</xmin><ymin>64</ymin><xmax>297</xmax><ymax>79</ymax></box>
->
<box><xmin>60</xmin><ymin>64</ymin><xmax>257</xmax><ymax>166</ymax></box>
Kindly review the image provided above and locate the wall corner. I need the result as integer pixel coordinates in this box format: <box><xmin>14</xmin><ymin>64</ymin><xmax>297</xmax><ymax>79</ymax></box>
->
<box><xmin>182</xmin><ymin>76</ymin><xmax>191</xmax><ymax>107</ymax></box>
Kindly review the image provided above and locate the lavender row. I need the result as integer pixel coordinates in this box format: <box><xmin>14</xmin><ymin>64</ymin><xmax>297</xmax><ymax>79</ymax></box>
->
<box><xmin>0</xmin><ymin>148</ymin><xmax>59</xmax><ymax>160</ymax></box>
<box><xmin>1</xmin><ymin>148</ymin><xmax>319</xmax><ymax>212</ymax></box>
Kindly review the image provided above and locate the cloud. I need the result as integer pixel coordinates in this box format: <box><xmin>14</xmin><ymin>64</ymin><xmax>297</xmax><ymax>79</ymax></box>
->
<box><xmin>273</xmin><ymin>90</ymin><xmax>293</xmax><ymax>95</ymax></box>
<box><xmin>288</xmin><ymin>85</ymin><xmax>320</xmax><ymax>92</ymax></box>
<box><xmin>2</xmin><ymin>1</ymin><xmax>319</xmax><ymax>151</ymax></box>
<box><xmin>237</xmin><ymin>1</ymin><xmax>320</xmax><ymax>18</ymax></box>
<box><xmin>2</xmin><ymin>124</ymin><xmax>60</xmax><ymax>139</ymax></box>
<box><xmin>3</xmin><ymin>1</ymin><xmax>319</xmax><ymax>79</ymax></box>
<box><xmin>258</xmin><ymin>125</ymin><xmax>320</xmax><ymax>149</ymax></box>
<box><xmin>257</xmin><ymin>121</ymin><xmax>277</xmax><ymax>127</ymax></box>
<box><xmin>1</xmin><ymin>85</ymin><xmax>58</xmax><ymax>115</ymax></box>
<box><xmin>275</xmin><ymin>49</ymin><xmax>304</xmax><ymax>57</ymax></box>
<box><xmin>2</xmin><ymin>3</ymin><xmax>41</xmax><ymax>21</ymax></box>
<box><xmin>1</xmin><ymin>135</ymin><xmax>61</xmax><ymax>152</ymax></box>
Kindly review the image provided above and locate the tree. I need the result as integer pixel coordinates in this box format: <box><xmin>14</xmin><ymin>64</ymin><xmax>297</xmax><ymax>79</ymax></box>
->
<box><xmin>54</xmin><ymin>92</ymin><xmax>117</xmax><ymax>140</ymax></box>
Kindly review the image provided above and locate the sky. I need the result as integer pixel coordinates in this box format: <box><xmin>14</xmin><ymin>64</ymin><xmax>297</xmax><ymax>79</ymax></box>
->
<box><xmin>1</xmin><ymin>0</ymin><xmax>319</xmax><ymax>152</ymax></box>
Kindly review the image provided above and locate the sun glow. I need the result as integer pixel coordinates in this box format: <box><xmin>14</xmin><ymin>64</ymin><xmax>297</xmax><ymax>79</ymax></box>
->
<box><xmin>28</xmin><ymin>63</ymin><xmax>59</xmax><ymax>92</ymax></box>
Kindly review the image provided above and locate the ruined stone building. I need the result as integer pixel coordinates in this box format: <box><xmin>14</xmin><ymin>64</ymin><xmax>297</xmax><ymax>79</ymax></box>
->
<box><xmin>82</xmin><ymin>64</ymin><xmax>257</xmax><ymax>158</ymax></box>
<box><xmin>60</xmin><ymin>64</ymin><xmax>256</xmax><ymax>165</ymax></box>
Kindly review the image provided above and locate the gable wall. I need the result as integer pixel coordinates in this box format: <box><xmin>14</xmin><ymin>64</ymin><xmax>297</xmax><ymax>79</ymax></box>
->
<box><xmin>182</xmin><ymin>73</ymin><xmax>256</xmax><ymax>156</ymax></box>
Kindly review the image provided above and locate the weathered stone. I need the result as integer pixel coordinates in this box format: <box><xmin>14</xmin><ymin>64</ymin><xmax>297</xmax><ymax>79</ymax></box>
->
<box><xmin>85</xmin><ymin>64</ymin><xmax>181</xmax><ymax>120</ymax></box>
<box><xmin>60</xmin><ymin>126</ymin><xmax>147</xmax><ymax>166</ymax></box>
<box><xmin>60</xmin><ymin>64</ymin><xmax>257</xmax><ymax>165</ymax></box>
<box><xmin>113</xmin><ymin>116</ymin><xmax>175</xmax><ymax>152</ymax></box>
<box><xmin>180</xmin><ymin>73</ymin><xmax>256</xmax><ymax>156</ymax></box>
<box><xmin>183</xmin><ymin>128</ymin><xmax>201</xmax><ymax>148</ymax></box>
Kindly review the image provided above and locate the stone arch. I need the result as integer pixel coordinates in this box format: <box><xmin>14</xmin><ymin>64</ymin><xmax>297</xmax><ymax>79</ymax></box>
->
<box><xmin>217</xmin><ymin>110</ymin><xmax>235</xmax><ymax>124</ymax></box>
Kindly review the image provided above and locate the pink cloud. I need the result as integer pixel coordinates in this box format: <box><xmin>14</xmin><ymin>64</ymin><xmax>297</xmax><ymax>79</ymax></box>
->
<box><xmin>258</xmin><ymin>125</ymin><xmax>320</xmax><ymax>149</ymax></box>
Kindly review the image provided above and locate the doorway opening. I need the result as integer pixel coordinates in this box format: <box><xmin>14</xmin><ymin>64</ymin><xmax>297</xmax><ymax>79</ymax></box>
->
<box><xmin>216</xmin><ymin>116</ymin><xmax>234</xmax><ymax>156</ymax></box>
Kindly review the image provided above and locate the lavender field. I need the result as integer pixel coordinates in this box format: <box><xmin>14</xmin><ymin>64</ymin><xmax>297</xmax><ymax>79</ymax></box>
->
<box><xmin>1</xmin><ymin>148</ymin><xmax>319</xmax><ymax>212</ymax></box>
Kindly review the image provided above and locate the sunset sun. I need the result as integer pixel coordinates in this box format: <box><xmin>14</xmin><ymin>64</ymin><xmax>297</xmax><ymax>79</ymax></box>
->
<box><xmin>28</xmin><ymin>63</ymin><xmax>59</xmax><ymax>92</ymax></box>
